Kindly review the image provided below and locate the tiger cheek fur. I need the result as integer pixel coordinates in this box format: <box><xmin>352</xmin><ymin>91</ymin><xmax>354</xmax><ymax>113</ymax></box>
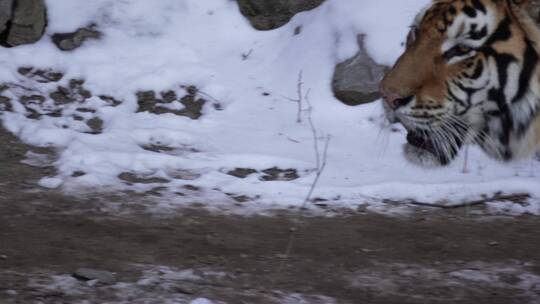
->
<box><xmin>380</xmin><ymin>0</ymin><xmax>540</xmax><ymax>167</ymax></box>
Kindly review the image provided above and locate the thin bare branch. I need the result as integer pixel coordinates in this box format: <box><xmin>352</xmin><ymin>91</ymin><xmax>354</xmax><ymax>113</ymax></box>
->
<box><xmin>282</xmin><ymin>71</ymin><xmax>305</xmax><ymax>123</ymax></box>
<box><xmin>301</xmin><ymin>135</ymin><xmax>331</xmax><ymax>210</ymax></box>
<box><xmin>383</xmin><ymin>193</ymin><xmax>530</xmax><ymax>210</ymax></box>
<box><xmin>305</xmin><ymin>89</ymin><xmax>320</xmax><ymax>169</ymax></box>
<box><xmin>277</xmin><ymin>80</ymin><xmax>331</xmax><ymax>275</ymax></box>
<box><xmin>241</xmin><ymin>49</ymin><xmax>253</xmax><ymax>61</ymax></box>
<box><xmin>295</xmin><ymin>71</ymin><xmax>304</xmax><ymax>123</ymax></box>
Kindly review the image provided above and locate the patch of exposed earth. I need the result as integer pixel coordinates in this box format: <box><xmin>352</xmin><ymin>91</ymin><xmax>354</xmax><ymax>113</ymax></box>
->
<box><xmin>0</xmin><ymin>126</ymin><xmax>540</xmax><ymax>303</ymax></box>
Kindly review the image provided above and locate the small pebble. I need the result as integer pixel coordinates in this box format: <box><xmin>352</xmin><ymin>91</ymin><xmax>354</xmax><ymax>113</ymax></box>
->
<box><xmin>356</xmin><ymin>204</ymin><xmax>368</xmax><ymax>213</ymax></box>
<box><xmin>73</xmin><ymin>268</ymin><xmax>116</xmax><ymax>284</ymax></box>
<box><xmin>0</xmin><ymin>255</ymin><xmax>7</xmax><ymax>260</ymax></box>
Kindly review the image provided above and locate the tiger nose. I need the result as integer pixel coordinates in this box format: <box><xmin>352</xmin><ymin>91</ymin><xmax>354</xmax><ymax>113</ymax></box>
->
<box><xmin>381</xmin><ymin>92</ymin><xmax>413</xmax><ymax>110</ymax></box>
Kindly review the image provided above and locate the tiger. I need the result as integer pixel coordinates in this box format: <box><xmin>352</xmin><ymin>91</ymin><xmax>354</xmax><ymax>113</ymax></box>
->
<box><xmin>380</xmin><ymin>0</ymin><xmax>540</xmax><ymax>167</ymax></box>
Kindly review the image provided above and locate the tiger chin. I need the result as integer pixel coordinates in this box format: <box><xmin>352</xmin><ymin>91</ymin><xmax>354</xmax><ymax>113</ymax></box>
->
<box><xmin>380</xmin><ymin>0</ymin><xmax>540</xmax><ymax>167</ymax></box>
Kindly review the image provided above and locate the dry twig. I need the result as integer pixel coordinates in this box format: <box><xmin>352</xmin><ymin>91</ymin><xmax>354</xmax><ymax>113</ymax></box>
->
<box><xmin>278</xmin><ymin>76</ymin><xmax>331</xmax><ymax>274</ymax></box>
<box><xmin>241</xmin><ymin>49</ymin><xmax>253</xmax><ymax>61</ymax></box>
<box><xmin>283</xmin><ymin>71</ymin><xmax>305</xmax><ymax>123</ymax></box>
<box><xmin>301</xmin><ymin>89</ymin><xmax>331</xmax><ymax>209</ymax></box>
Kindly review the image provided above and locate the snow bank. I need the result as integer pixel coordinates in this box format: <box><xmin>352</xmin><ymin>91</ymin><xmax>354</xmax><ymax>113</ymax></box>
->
<box><xmin>1</xmin><ymin>0</ymin><xmax>539</xmax><ymax>214</ymax></box>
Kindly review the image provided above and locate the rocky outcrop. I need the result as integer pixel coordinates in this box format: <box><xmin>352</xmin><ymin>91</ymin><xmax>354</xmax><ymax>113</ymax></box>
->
<box><xmin>236</xmin><ymin>0</ymin><xmax>325</xmax><ymax>30</ymax></box>
<box><xmin>0</xmin><ymin>0</ymin><xmax>47</xmax><ymax>47</ymax></box>
<box><xmin>52</xmin><ymin>26</ymin><xmax>101</xmax><ymax>51</ymax></box>
<box><xmin>332</xmin><ymin>35</ymin><xmax>388</xmax><ymax>106</ymax></box>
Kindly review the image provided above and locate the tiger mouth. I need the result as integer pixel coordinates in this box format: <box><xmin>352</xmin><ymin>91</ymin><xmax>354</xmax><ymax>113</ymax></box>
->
<box><xmin>406</xmin><ymin>130</ymin><xmax>438</xmax><ymax>156</ymax></box>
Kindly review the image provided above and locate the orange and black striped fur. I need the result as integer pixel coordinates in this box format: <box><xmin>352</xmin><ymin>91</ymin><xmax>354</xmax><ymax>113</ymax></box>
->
<box><xmin>380</xmin><ymin>0</ymin><xmax>540</xmax><ymax>167</ymax></box>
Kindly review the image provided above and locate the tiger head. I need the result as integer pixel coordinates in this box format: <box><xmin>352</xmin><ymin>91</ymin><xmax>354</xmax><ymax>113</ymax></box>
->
<box><xmin>380</xmin><ymin>0</ymin><xmax>540</xmax><ymax>167</ymax></box>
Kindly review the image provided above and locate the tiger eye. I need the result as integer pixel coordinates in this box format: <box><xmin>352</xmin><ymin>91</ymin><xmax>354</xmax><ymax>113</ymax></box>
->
<box><xmin>457</xmin><ymin>44</ymin><xmax>472</xmax><ymax>53</ymax></box>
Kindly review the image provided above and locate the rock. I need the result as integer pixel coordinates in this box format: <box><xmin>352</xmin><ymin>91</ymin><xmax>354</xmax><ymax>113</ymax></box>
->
<box><xmin>136</xmin><ymin>90</ymin><xmax>157</xmax><ymax>112</ymax></box>
<box><xmin>332</xmin><ymin>34</ymin><xmax>388</xmax><ymax>106</ymax></box>
<box><xmin>178</xmin><ymin>86</ymin><xmax>206</xmax><ymax>119</ymax></box>
<box><xmin>356</xmin><ymin>204</ymin><xmax>368</xmax><ymax>213</ymax></box>
<box><xmin>174</xmin><ymin>285</ymin><xmax>197</xmax><ymax>295</ymax></box>
<box><xmin>18</xmin><ymin>67</ymin><xmax>64</xmax><ymax>83</ymax></box>
<box><xmin>236</xmin><ymin>0</ymin><xmax>325</xmax><ymax>30</ymax></box>
<box><xmin>73</xmin><ymin>268</ymin><xmax>116</xmax><ymax>284</ymax></box>
<box><xmin>0</xmin><ymin>0</ymin><xmax>13</xmax><ymax>34</ymax></box>
<box><xmin>161</xmin><ymin>90</ymin><xmax>177</xmax><ymax>103</ymax></box>
<box><xmin>49</xmin><ymin>79</ymin><xmax>92</xmax><ymax>105</ymax></box>
<box><xmin>98</xmin><ymin>95</ymin><xmax>122</xmax><ymax>106</ymax></box>
<box><xmin>86</xmin><ymin>117</ymin><xmax>103</xmax><ymax>134</ymax></box>
<box><xmin>260</xmin><ymin>167</ymin><xmax>299</xmax><ymax>181</ymax></box>
<box><xmin>0</xmin><ymin>96</ymin><xmax>12</xmax><ymax>111</ymax></box>
<box><xmin>49</xmin><ymin>87</ymin><xmax>72</xmax><ymax>104</ymax></box>
<box><xmin>228</xmin><ymin>194</ymin><xmax>250</xmax><ymax>203</ymax></box>
<box><xmin>20</xmin><ymin>94</ymin><xmax>45</xmax><ymax>104</ymax></box>
<box><xmin>227</xmin><ymin>168</ymin><xmax>257</xmax><ymax>178</ymax></box>
<box><xmin>118</xmin><ymin>172</ymin><xmax>169</xmax><ymax>184</ymax></box>
<box><xmin>52</xmin><ymin>26</ymin><xmax>102</xmax><ymax>51</ymax></box>
<box><xmin>136</xmin><ymin>86</ymin><xmax>207</xmax><ymax>119</ymax></box>
<box><xmin>166</xmin><ymin>169</ymin><xmax>201</xmax><ymax>180</ymax></box>
<box><xmin>141</xmin><ymin>144</ymin><xmax>174</xmax><ymax>153</ymax></box>
<box><xmin>3</xmin><ymin>0</ymin><xmax>47</xmax><ymax>47</ymax></box>
<box><xmin>183</xmin><ymin>184</ymin><xmax>200</xmax><ymax>191</ymax></box>
<box><xmin>71</xmin><ymin>171</ymin><xmax>86</xmax><ymax>177</ymax></box>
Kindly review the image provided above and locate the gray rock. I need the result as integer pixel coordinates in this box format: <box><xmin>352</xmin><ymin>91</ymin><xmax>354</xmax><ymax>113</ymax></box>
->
<box><xmin>73</xmin><ymin>268</ymin><xmax>116</xmax><ymax>284</ymax></box>
<box><xmin>0</xmin><ymin>0</ymin><xmax>13</xmax><ymax>33</ymax></box>
<box><xmin>5</xmin><ymin>0</ymin><xmax>47</xmax><ymax>46</ymax></box>
<box><xmin>236</xmin><ymin>0</ymin><xmax>325</xmax><ymax>30</ymax></box>
<box><xmin>52</xmin><ymin>26</ymin><xmax>101</xmax><ymax>51</ymax></box>
<box><xmin>332</xmin><ymin>34</ymin><xmax>388</xmax><ymax>106</ymax></box>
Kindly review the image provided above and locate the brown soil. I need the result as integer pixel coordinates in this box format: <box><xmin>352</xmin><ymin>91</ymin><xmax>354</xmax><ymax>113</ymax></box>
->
<box><xmin>0</xmin><ymin>126</ymin><xmax>539</xmax><ymax>304</ymax></box>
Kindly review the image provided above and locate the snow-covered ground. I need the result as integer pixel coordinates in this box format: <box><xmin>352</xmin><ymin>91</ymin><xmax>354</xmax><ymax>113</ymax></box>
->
<box><xmin>1</xmin><ymin>0</ymin><xmax>539</xmax><ymax>214</ymax></box>
<box><xmin>22</xmin><ymin>266</ymin><xmax>338</xmax><ymax>304</ymax></box>
<box><xmin>10</xmin><ymin>262</ymin><xmax>540</xmax><ymax>303</ymax></box>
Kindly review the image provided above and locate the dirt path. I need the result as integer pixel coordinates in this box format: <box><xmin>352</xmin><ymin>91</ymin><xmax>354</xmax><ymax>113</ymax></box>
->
<box><xmin>1</xmin><ymin>127</ymin><xmax>539</xmax><ymax>304</ymax></box>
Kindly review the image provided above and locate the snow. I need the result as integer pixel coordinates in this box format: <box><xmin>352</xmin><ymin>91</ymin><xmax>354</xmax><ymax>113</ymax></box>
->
<box><xmin>38</xmin><ymin>177</ymin><xmax>63</xmax><ymax>189</ymax></box>
<box><xmin>190</xmin><ymin>299</ymin><xmax>214</xmax><ymax>304</ymax></box>
<box><xmin>23</xmin><ymin>266</ymin><xmax>338</xmax><ymax>304</ymax></box>
<box><xmin>348</xmin><ymin>262</ymin><xmax>540</xmax><ymax>298</ymax></box>
<box><xmin>1</xmin><ymin>0</ymin><xmax>540</xmax><ymax>214</ymax></box>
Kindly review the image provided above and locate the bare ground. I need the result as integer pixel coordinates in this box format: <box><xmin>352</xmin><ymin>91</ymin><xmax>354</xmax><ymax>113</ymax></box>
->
<box><xmin>0</xmin><ymin>126</ymin><xmax>539</xmax><ymax>304</ymax></box>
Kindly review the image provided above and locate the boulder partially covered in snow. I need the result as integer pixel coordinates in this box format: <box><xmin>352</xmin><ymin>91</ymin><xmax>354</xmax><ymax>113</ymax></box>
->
<box><xmin>332</xmin><ymin>35</ymin><xmax>388</xmax><ymax>106</ymax></box>
<box><xmin>0</xmin><ymin>0</ymin><xmax>47</xmax><ymax>47</ymax></box>
<box><xmin>236</xmin><ymin>0</ymin><xmax>325</xmax><ymax>30</ymax></box>
<box><xmin>52</xmin><ymin>26</ymin><xmax>102</xmax><ymax>51</ymax></box>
